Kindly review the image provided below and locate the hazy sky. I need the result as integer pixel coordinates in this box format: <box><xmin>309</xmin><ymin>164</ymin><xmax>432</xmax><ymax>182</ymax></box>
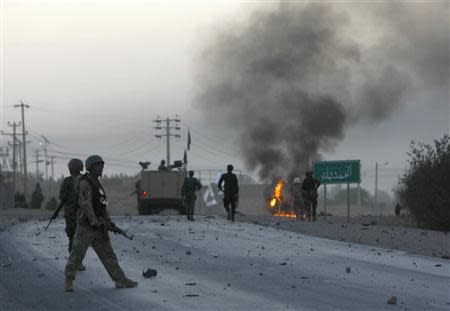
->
<box><xmin>0</xmin><ymin>0</ymin><xmax>448</xmax><ymax>194</ymax></box>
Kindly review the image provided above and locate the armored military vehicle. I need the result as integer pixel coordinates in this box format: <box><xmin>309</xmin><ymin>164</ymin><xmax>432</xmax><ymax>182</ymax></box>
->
<box><xmin>137</xmin><ymin>169</ymin><xmax>186</xmax><ymax>215</ymax></box>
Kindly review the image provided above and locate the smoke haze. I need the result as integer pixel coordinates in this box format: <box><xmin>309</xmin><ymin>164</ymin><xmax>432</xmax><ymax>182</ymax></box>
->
<box><xmin>195</xmin><ymin>2</ymin><xmax>449</xmax><ymax>182</ymax></box>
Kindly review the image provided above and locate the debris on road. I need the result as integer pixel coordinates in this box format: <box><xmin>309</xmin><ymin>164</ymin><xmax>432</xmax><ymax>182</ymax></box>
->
<box><xmin>346</xmin><ymin>267</ymin><xmax>351</xmax><ymax>273</ymax></box>
<box><xmin>185</xmin><ymin>282</ymin><xmax>197</xmax><ymax>286</ymax></box>
<box><xmin>387</xmin><ymin>296</ymin><xmax>397</xmax><ymax>305</ymax></box>
<box><xmin>143</xmin><ymin>269</ymin><xmax>158</xmax><ymax>278</ymax></box>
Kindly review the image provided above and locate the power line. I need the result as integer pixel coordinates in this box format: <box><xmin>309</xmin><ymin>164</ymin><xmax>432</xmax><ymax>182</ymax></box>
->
<box><xmin>14</xmin><ymin>101</ymin><xmax>29</xmax><ymax>195</ymax></box>
<box><xmin>182</xmin><ymin>121</ymin><xmax>240</xmax><ymax>154</ymax></box>
<box><xmin>154</xmin><ymin>116</ymin><xmax>181</xmax><ymax>165</ymax></box>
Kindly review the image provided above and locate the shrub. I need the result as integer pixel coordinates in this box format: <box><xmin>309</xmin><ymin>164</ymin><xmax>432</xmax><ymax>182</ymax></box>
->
<box><xmin>396</xmin><ymin>135</ymin><xmax>450</xmax><ymax>231</ymax></box>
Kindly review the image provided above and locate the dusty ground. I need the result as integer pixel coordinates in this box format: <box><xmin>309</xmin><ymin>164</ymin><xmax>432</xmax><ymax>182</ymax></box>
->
<box><xmin>238</xmin><ymin>215</ymin><xmax>450</xmax><ymax>260</ymax></box>
<box><xmin>1</xmin><ymin>208</ymin><xmax>449</xmax><ymax>260</ymax></box>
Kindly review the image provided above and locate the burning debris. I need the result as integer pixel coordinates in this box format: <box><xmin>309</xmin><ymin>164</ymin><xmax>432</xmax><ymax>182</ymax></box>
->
<box><xmin>267</xmin><ymin>179</ymin><xmax>298</xmax><ymax>219</ymax></box>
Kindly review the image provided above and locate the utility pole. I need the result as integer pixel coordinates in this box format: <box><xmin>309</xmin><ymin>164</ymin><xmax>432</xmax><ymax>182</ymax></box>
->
<box><xmin>50</xmin><ymin>156</ymin><xmax>55</xmax><ymax>181</ymax></box>
<box><xmin>18</xmin><ymin>141</ymin><xmax>23</xmax><ymax>174</ymax></box>
<box><xmin>14</xmin><ymin>101</ymin><xmax>29</xmax><ymax>195</ymax></box>
<box><xmin>41</xmin><ymin>136</ymin><xmax>50</xmax><ymax>181</ymax></box>
<box><xmin>34</xmin><ymin>149</ymin><xmax>43</xmax><ymax>180</ymax></box>
<box><xmin>374</xmin><ymin>162</ymin><xmax>378</xmax><ymax>210</ymax></box>
<box><xmin>374</xmin><ymin>162</ymin><xmax>388</xmax><ymax>211</ymax></box>
<box><xmin>153</xmin><ymin>116</ymin><xmax>180</xmax><ymax>166</ymax></box>
<box><xmin>7</xmin><ymin>121</ymin><xmax>21</xmax><ymax>187</ymax></box>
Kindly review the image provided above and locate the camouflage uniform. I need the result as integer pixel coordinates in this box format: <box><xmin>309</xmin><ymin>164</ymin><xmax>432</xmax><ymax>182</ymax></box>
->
<box><xmin>181</xmin><ymin>175</ymin><xmax>202</xmax><ymax>220</ymax></box>
<box><xmin>59</xmin><ymin>176</ymin><xmax>80</xmax><ymax>252</ymax></box>
<box><xmin>64</xmin><ymin>174</ymin><xmax>126</xmax><ymax>282</ymax></box>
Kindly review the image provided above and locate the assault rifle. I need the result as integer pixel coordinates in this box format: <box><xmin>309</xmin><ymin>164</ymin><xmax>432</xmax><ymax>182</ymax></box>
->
<box><xmin>99</xmin><ymin>218</ymin><xmax>134</xmax><ymax>240</ymax></box>
<box><xmin>44</xmin><ymin>200</ymin><xmax>66</xmax><ymax>231</ymax></box>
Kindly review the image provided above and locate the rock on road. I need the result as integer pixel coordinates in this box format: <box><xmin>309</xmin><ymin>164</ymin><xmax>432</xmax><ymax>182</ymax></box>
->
<box><xmin>0</xmin><ymin>216</ymin><xmax>449</xmax><ymax>311</ymax></box>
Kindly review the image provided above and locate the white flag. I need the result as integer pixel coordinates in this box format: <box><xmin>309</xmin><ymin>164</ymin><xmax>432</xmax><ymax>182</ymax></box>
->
<box><xmin>203</xmin><ymin>183</ymin><xmax>217</xmax><ymax>207</ymax></box>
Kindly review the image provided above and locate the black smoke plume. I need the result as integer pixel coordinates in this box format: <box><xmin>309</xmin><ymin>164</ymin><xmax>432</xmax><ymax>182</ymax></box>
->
<box><xmin>195</xmin><ymin>2</ymin><xmax>449</xmax><ymax>182</ymax></box>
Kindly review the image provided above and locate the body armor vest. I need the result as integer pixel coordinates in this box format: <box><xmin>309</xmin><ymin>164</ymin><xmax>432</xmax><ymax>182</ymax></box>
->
<box><xmin>81</xmin><ymin>174</ymin><xmax>108</xmax><ymax>218</ymax></box>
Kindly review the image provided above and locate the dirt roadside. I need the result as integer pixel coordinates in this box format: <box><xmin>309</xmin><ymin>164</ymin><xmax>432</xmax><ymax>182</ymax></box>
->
<box><xmin>238</xmin><ymin>214</ymin><xmax>450</xmax><ymax>260</ymax></box>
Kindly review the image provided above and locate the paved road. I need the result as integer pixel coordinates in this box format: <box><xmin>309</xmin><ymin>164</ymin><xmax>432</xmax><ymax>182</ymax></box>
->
<box><xmin>1</xmin><ymin>216</ymin><xmax>449</xmax><ymax>311</ymax></box>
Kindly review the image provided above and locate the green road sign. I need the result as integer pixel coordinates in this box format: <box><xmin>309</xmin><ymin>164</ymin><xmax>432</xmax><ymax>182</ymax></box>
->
<box><xmin>313</xmin><ymin>160</ymin><xmax>361</xmax><ymax>184</ymax></box>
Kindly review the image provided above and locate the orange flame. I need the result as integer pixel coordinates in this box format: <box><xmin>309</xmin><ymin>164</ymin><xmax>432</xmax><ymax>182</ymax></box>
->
<box><xmin>268</xmin><ymin>179</ymin><xmax>300</xmax><ymax>219</ymax></box>
<box><xmin>274</xmin><ymin>180</ymin><xmax>283</xmax><ymax>198</ymax></box>
<box><xmin>268</xmin><ymin>179</ymin><xmax>283</xmax><ymax>209</ymax></box>
<box><xmin>270</xmin><ymin>198</ymin><xmax>277</xmax><ymax>207</ymax></box>
<box><xmin>273</xmin><ymin>211</ymin><xmax>297</xmax><ymax>218</ymax></box>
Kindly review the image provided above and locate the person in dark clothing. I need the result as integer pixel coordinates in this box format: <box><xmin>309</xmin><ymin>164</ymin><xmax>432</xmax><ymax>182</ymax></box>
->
<box><xmin>181</xmin><ymin>170</ymin><xmax>202</xmax><ymax>221</ymax></box>
<box><xmin>218</xmin><ymin>164</ymin><xmax>239</xmax><ymax>222</ymax></box>
<box><xmin>158</xmin><ymin>160</ymin><xmax>169</xmax><ymax>171</ymax></box>
<box><xmin>59</xmin><ymin>158</ymin><xmax>85</xmax><ymax>271</ymax></box>
<box><xmin>302</xmin><ymin>171</ymin><xmax>321</xmax><ymax>221</ymax></box>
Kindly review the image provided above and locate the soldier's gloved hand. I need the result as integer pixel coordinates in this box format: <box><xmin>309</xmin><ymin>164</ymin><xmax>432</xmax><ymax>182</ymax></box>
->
<box><xmin>92</xmin><ymin>222</ymin><xmax>102</xmax><ymax>229</ymax></box>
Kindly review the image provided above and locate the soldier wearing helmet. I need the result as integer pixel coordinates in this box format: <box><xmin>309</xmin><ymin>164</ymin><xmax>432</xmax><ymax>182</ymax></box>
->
<box><xmin>218</xmin><ymin>164</ymin><xmax>239</xmax><ymax>222</ymax></box>
<box><xmin>302</xmin><ymin>170</ymin><xmax>321</xmax><ymax>221</ymax></box>
<box><xmin>64</xmin><ymin>155</ymin><xmax>137</xmax><ymax>292</ymax></box>
<box><xmin>59</xmin><ymin>158</ymin><xmax>85</xmax><ymax>270</ymax></box>
<box><xmin>290</xmin><ymin>177</ymin><xmax>304</xmax><ymax>220</ymax></box>
<box><xmin>181</xmin><ymin>170</ymin><xmax>202</xmax><ymax>221</ymax></box>
<box><xmin>158</xmin><ymin>159</ymin><xmax>169</xmax><ymax>171</ymax></box>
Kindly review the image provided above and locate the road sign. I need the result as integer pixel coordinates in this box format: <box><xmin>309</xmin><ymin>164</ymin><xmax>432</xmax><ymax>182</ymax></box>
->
<box><xmin>313</xmin><ymin>160</ymin><xmax>361</xmax><ymax>185</ymax></box>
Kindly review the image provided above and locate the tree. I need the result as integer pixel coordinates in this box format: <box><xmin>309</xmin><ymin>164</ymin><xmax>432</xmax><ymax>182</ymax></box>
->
<box><xmin>30</xmin><ymin>183</ymin><xmax>44</xmax><ymax>209</ymax></box>
<box><xmin>14</xmin><ymin>192</ymin><xmax>28</xmax><ymax>209</ymax></box>
<box><xmin>396</xmin><ymin>135</ymin><xmax>450</xmax><ymax>231</ymax></box>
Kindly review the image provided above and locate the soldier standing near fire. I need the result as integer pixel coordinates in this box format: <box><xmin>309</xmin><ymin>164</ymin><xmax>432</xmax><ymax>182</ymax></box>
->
<box><xmin>302</xmin><ymin>171</ymin><xmax>321</xmax><ymax>221</ymax></box>
<box><xmin>181</xmin><ymin>170</ymin><xmax>202</xmax><ymax>221</ymax></box>
<box><xmin>64</xmin><ymin>155</ymin><xmax>137</xmax><ymax>292</ymax></box>
<box><xmin>291</xmin><ymin>177</ymin><xmax>304</xmax><ymax>220</ymax></box>
<box><xmin>59</xmin><ymin>158</ymin><xmax>86</xmax><ymax>271</ymax></box>
<box><xmin>218</xmin><ymin>164</ymin><xmax>239</xmax><ymax>222</ymax></box>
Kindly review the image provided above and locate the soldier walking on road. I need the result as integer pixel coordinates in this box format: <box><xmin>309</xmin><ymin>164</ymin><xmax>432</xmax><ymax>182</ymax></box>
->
<box><xmin>59</xmin><ymin>158</ymin><xmax>85</xmax><ymax>271</ymax></box>
<box><xmin>218</xmin><ymin>164</ymin><xmax>239</xmax><ymax>222</ymax></box>
<box><xmin>64</xmin><ymin>155</ymin><xmax>137</xmax><ymax>292</ymax></box>
<box><xmin>302</xmin><ymin>171</ymin><xmax>321</xmax><ymax>222</ymax></box>
<box><xmin>181</xmin><ymin>170</ymin><xmax>202</xmax><ymax>221</ymax></box>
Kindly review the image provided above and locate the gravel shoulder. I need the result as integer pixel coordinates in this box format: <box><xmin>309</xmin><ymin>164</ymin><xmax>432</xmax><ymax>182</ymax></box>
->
<box><xmin>237</xmin><ymin>214</ymin><xmax>450</xmax><ymax>260</ymax></box>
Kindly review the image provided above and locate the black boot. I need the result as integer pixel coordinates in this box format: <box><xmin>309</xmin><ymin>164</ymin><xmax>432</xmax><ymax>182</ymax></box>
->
<box><xmin>231</xmin><ymin>213</ymin><xmax>235</xmax><ymax>222</ymax></box>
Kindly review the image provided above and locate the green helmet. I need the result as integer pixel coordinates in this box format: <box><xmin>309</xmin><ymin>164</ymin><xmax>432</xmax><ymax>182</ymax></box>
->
<box><xmin>85</xmin><ymin>155</ymin><xmax>104</xmax><ymax>171</ymax></box>
<box><xmin>67</xmin><ymin>158</ymin><xmax>83</xmax><ymax>172</ymax></box>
